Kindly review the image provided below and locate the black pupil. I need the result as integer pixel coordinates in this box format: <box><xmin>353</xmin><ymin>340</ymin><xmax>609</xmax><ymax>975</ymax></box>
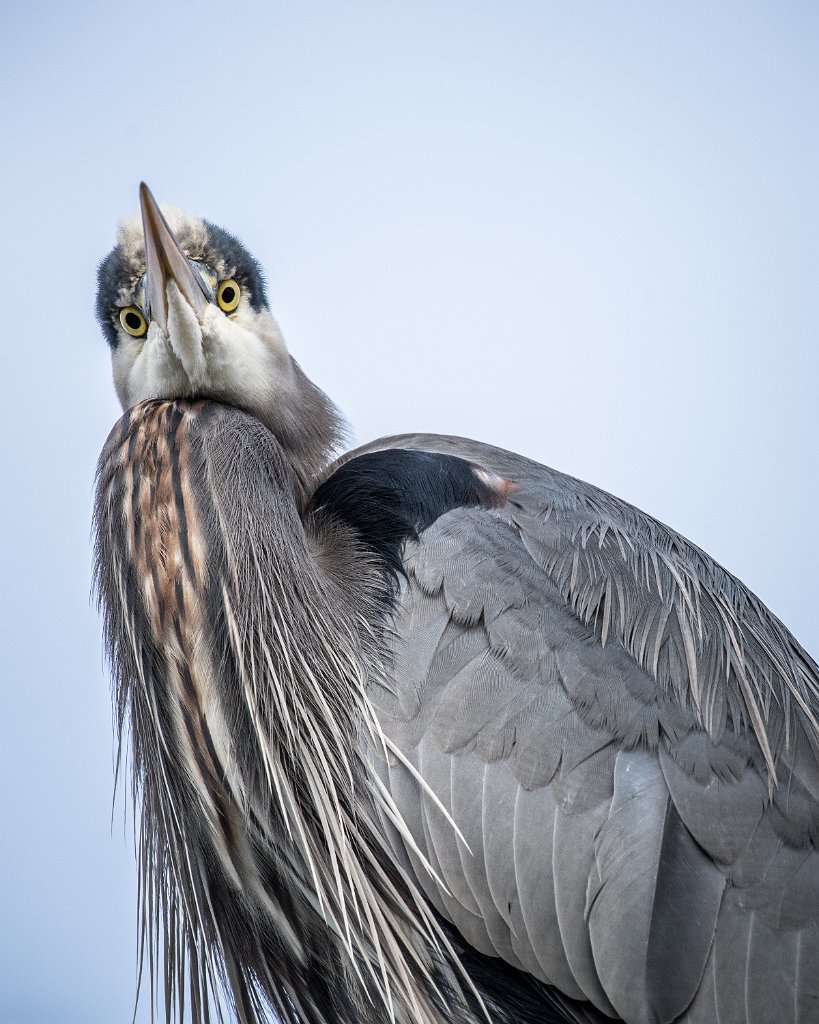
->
<box><xmin>221</xmin><ymin>286</ymin><xmax>235</xmax><ymax>304</ymax></box>
<box><xmin>125</xmin><ymin>311</ymin><xmax>142</xmax><ymax>330</ymax></box>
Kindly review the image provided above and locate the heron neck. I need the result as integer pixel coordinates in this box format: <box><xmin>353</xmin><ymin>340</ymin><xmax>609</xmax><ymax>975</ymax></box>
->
<box><xmin>255</xmin><ymin>361</ymin><xmax>346</xmax><ymax>507</ymax></box>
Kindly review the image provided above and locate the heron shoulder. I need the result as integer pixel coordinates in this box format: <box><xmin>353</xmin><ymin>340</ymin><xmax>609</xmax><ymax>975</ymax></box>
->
<box><xmin>342</xmin><ymin>433</ymin><xmax>819</xmax><ymax>788</ymax></box>
<box><xmin>309</xmin><ymin>447</ymin><xmax>515</xmax><ymax>601</ymax></box>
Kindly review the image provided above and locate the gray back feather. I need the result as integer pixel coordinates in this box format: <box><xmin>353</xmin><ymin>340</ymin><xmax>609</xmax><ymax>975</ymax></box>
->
<box><xmin>344</xmin><ymin>432</ymin><xmax>819</xmax><ymax>784</ymax></box>
<box><xmin>345</xmin><ymin>432</ymin><xmax>819</xmax><ymax>1023</ymax></box>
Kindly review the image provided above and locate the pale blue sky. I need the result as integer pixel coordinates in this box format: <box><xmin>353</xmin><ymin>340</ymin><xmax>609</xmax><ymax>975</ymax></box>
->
<box><xmin>1</xmin><ymin>2</ymin><xmax>817</xmax><ymax>1021</ymax></box>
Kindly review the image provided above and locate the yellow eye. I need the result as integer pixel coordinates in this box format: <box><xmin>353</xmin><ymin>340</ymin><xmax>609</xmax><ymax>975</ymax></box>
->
<box><xmin>119</xmin><ymin>306</ymin><xmax>148</xmax><ymax>338</ymax></box>
<box><xmin>217</xmin><ymin>279</ymin><xmax>241</xmax><ymax>313</ymax></box>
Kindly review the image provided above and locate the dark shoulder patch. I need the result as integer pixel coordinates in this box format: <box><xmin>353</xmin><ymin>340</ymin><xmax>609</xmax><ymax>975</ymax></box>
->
<box><xmin>310</xmin><ymin>449</ymin><xmax>507</xmax><ymax>596</ymax></box>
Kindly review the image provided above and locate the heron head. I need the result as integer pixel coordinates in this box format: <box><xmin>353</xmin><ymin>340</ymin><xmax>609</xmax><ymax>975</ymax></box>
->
<box><xmin>97</xmin><ymin>183</ymin><xmax>342</xmax><ymax>477</ymax></box>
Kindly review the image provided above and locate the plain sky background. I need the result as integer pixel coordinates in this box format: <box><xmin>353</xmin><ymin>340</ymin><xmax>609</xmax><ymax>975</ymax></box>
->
<box><xmin>1</xmin><ymin>2</ymin><xmax>817</xmax><ymax>1021</ymax></box>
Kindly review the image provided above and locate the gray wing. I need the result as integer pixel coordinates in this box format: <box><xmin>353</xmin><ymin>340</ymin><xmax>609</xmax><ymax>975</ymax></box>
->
<box><xmin>354</xmin><ymin>433</ymin><xmax>819</xmax><ymax>1024</ymax></box>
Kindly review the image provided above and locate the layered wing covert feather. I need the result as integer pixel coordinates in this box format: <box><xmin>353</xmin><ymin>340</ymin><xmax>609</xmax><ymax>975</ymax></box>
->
<box><xmin>337</xmin><ymin>434</ymin><xmax>819</xmax><ymax>1024</ymax></box>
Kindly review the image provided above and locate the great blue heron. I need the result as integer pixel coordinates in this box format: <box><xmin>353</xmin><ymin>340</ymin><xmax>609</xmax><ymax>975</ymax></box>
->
<box><xmin>94</xmin><ymin>183</ymin><xmax>819</xmax><ymax>1024</ymax></box>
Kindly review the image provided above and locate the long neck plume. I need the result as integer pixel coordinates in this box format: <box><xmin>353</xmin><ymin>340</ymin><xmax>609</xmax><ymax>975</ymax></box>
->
<box><xmin>94</xmin><ymin>398</ymin><xmax>476</xmax><ymax>1024</ymax></box>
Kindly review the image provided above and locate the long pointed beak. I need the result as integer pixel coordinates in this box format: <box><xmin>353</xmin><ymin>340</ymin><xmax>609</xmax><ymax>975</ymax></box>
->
<box><xmin>140</xmin><ymin>182</ymin><xmax>209</xmax><ymax>334</ymax></box>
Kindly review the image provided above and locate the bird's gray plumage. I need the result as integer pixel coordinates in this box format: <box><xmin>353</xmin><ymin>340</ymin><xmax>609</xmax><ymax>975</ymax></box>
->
<box><xmin>350</xmin><ymin>432</ymin><xmax>819</xmax><ymax>1023</ymax></box>
<box><xmin>94</xmin><ymin>187</ymin><xmax>819</xmax><ymax>1024</ymax></box>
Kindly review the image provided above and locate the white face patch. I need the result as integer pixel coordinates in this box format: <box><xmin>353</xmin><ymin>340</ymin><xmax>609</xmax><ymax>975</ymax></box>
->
<box><xmin>112</xmin><ymin>284</ymin><xmax>298</xmax><ymax>421</ymax></box>
<box><xmin>113</xmin><ymin>322</ymin><xmax>192</xmax><ymax>409</ymax></box>
<box><xmin>108</xmin><ymin>205</ymin><xmax>304</xmax><ymax>425</ymax></box>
